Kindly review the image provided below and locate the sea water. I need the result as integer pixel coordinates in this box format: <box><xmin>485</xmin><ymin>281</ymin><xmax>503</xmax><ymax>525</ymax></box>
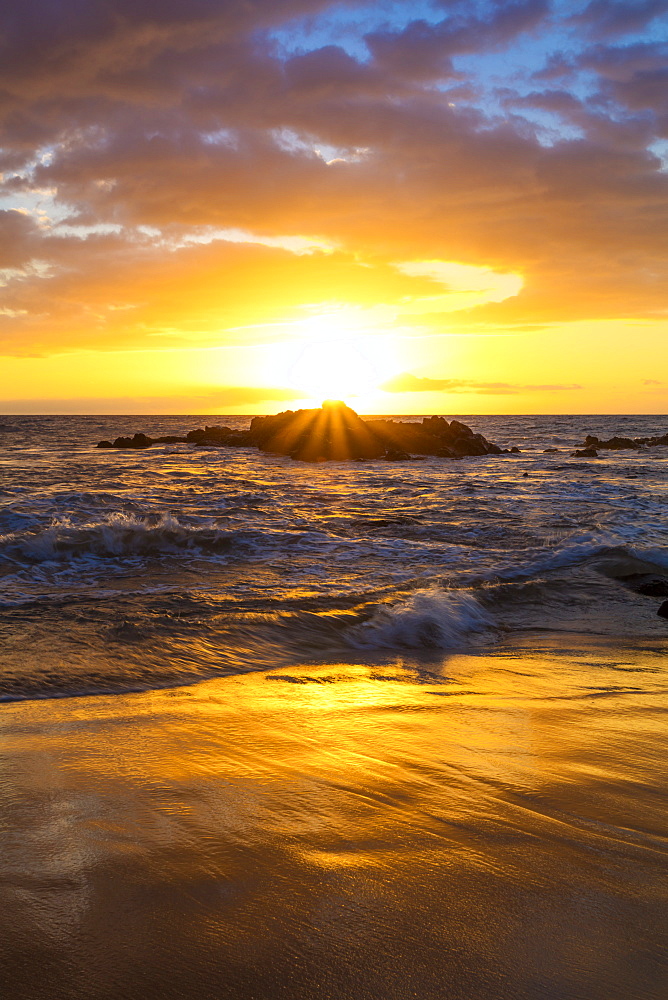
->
<box><xmin>0</xmin><ymin>413</ymin><xmax>667</xmax><ymax>699</ymax></box>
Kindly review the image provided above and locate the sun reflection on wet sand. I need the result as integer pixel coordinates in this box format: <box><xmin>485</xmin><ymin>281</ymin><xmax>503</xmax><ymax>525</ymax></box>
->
<box><xmin>0</xmin><ymin>639</ymin><xmax>667</xmax><ymax>1000</ymax></box>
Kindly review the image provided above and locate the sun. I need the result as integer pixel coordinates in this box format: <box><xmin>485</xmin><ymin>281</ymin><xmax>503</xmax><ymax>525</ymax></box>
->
<box><xmin>268</xmin><ymin>310</ymin><xmax>399</xmax><ymax>406</ymax></box>
<box><xmin>290</xmin><ymin>337</ymin><xmax>378</xmax><ymax>399</ymax></box>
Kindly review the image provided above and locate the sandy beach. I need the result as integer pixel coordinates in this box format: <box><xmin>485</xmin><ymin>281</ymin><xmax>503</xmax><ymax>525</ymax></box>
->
<box><xmin>2</xmin><ymin>635</ymin><xmax>666</xmax><ymax>1000</ymax></box>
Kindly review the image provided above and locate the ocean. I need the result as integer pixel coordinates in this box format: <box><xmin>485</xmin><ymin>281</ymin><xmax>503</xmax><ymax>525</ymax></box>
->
<box><xmin>1</xmin><ymin>413</ymin><xmax>667</xmax><ymax>699</ymax></box>
<box><xmin>1</xmin><ymin>413</ymin><xmax>667</xmax><ymax>999</ymax></box>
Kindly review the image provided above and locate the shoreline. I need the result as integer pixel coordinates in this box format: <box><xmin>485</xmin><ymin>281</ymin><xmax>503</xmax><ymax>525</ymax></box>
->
<box><xmin>2</xmin><ymin>635</ymin><xmax>666</xmax><ymax>1000</ymax></box>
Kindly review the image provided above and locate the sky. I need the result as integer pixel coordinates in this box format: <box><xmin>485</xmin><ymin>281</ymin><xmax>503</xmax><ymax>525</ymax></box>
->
<box><xmin>0</xmin><ymin>0</ymin><xmax>667</xmax><ymax>414</ymax></box>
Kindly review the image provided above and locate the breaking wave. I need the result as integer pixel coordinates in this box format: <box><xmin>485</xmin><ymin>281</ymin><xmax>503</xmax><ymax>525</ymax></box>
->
<box><xmin>0</xmin><ymin>512</ymin><xmax>259</xmax><ymax>563</ymax></box>
<box><xmin>345</xmin><ymin>589</ymin><xmax>493</xmax><ymax>650</ymax></box>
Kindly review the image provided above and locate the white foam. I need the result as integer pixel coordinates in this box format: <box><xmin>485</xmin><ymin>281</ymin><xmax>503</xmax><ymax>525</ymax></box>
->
<box><xmin>346</xmin><ymin>588</ymin><xmax>493</xmax><ymax>651</ymax></box>
<box><xmin>0</xmin><ymin>512</ymin><xmax>243</xmax><ymax>562</ymax></box>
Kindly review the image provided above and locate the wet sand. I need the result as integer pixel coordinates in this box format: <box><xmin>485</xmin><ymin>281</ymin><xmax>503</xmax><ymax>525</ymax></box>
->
<box><xmin>1</xmin><ymin>637</ymin><xmax>667</xmax><ymax>1000</ymax></box>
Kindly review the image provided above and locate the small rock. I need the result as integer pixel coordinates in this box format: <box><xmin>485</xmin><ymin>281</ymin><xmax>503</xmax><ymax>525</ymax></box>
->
<box><xmin>599</xmin><ymin>436</ymin><xmax>640</xmax><ymax>450</ymax></box>
<box><xmin>658</xmin><ymin>601</ymin><xmax>668</xmax><ymax>619</ymax></box>
<box><xmin>571</xmin><ymin>448</ymin><xmax>599</xmax><ymax>458</ymax></box>
<box><xmin>97</xmin><ymin>440</ymin><xmax>113</xmax><ymax>448</ymax></box>
<box><xmin>543</xmin><ymin>447</ymin><xmax>559</xmax><ymax>453</ymax></box>
<box><xmin>582</xmin><ymin>435</ymin><xmax>638</xmax><ymax>450</ymax></box>
<box><xmin>637</xmin><ymin>580</ymin><xmax>668</xmax><ymax>597</ymax></box>
<box><xmin>510</xmin><ymin>447</ymin><xmax>521</xmax><ymax>454</ymax></box>
<box><xmin>111</xmin><ymin>433</ymin><xmax>154</xmax><ymax>449</ymax></box>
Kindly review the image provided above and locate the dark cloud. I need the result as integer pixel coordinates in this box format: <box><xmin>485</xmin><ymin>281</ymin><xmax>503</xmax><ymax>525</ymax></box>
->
<box><xmin>532</xmin><ymin>53</ymin><xmax>577</xmax><ymax>80</ymax></box>
<box><xmin>572</xmin><ymin>0</ymin><xmax>667</xmax><ymax>37</ymax></box>
<box><xmin>365</xmin><ymin>0</ymin><xmax>549</xmax><ymax>80</ymax></box>
<box><xmin>577</xmin><ymin>42</ymin><xmax>668</xmax><ymax>136</ymax></box>
<box><xmin>580</xmin><ymin>41</ymin><xmax>668</xmax><ymax>79</ymax></box>
<box><xmin>0</xmin><ymin>210</ymin><xmax>40</xmax><ymax>268</ymax></box>
<box><xmin>285</xmin><ymin>46</ymin><xmax>383</xmax><ymax>95</ymax></box>
<box><xmin>382</xmin><ymin>374</ymin><xmax>583</xmax><ymax>394</ymax></box>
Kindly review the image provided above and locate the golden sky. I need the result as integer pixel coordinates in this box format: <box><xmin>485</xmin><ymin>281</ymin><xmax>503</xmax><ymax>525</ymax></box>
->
<box><xmin>1</xmin><ymin>0</ymin><xmax>667</xmax><ymax>413</ymax></box>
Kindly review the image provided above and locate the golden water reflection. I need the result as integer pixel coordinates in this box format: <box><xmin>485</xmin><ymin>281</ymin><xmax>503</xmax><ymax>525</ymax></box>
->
<box><xmin>0</xmin><ymin>640</ymin><xmax>667</xmax><ymax>999</ymax></box>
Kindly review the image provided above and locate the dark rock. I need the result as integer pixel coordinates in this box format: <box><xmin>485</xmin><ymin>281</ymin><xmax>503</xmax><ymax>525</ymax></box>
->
<box><xmin>97</xmin><ymin>440</ymin><xmax>113</xmax><ymax>448</ymax></box>
<box><xmin>510</xmin><ymin>446</ymin><xmax>521</xmax><ymax>454</ymax></box>
<box><xmin>571</xmin><ymin>448</ymin><xmax>599</xmax><ymax>458</ymax></box>
<box><xmin>194</xmin><ymin>429</ymin><xmax>254</xmax><ymax>447</ymax></box>
<box><xmin>456</xmin><ymin>433</ymin><xmax>490</xmax><ymax>456</ymax></box>
<box><xmin>248</xmin><ymin>402</ymin><xmax>505</xmax><ymax>462</ymax></box>
<box><xmin>637</xmin><ymin>580</ymin><xmax>668</xmax><ymax>597</ymax></box>
<box><xmin>422</xmin><ymin>415</ymin><xmax>450</xmax><ymax>436</ymax></box>
<box><xmin>544</xmin><ymin>447</ymin><xmax>559</xmax><ymax>453</ymax></box>
<box><xmin>100</xmin><ymin>403</ymin><xmax>507</xmax><ymax>463</ymax></box>
<box><xmin>153</xmin><ymin>435</ymin><xmax>188</xmax><ymax>444</ymax></box>
<box><xmin>186</xmin><ymin>425</ymin><xmax>233</xmax><ymax>444</ymax></box>
<box><xmin>585</xmin><ymin>431</ymin><xmax>667</xmax><ymax>449</ymax></box>
<box><xmin>658</xmin><ymin>601</ymin><xmax>668</xmax><ymax>619</ymax></box>
<box><xmin>583</xmin><ymin>434</ymin><xmax>639</xmax><ymax>450</ymax></box>
<box><xmin>365</xmin><ymin>414</ymin><xmax>502</xmax><ymax>459</ymax></box>
<box><xmin>600</xmin><ymin>436</ymin><xmax>640</xmax><ymax>450</ymax></box>
<box><xmin>112</xmin><ymin>433</ymin><xmax>154</xmax><ymax>449</ymax></box>
<box><xmin>522</xmin><ymin>472</ymin><xmax>529</xmax><ymax>477</ymax></box>
<box><xmin>224</xmin><ymin>430</ymin><xmax>255</xmax><ymax>447</ymax></box>
<box><xmin>251</xmin><ymin>402</ymin><xmax>386</xmax><ymax>461</ymax></box>
<box><xmin>448</xmin><ymin>419</ymin><xmax>474</xmax><ymax>437</ymax></box>
<box><xmin>365</xmin><ymin>419</ymin><xmax>442</xmax><ymax>456</ymax></box>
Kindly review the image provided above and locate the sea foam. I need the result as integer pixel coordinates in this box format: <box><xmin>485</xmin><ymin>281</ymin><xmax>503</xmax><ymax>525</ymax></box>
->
<box><xmin>346</xmin><ymin>588</ymin><xmax>493</xmax><ymax>651</ymax></box>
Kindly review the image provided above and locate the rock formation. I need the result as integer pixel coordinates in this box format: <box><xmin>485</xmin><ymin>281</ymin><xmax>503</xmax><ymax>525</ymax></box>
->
<box><xmin>98</xmin><ymin>432</ymin><xmax>187</xmax><ymax>449</ymax></box>
<box><xmin>97</xmin><ymin>401</ymin><xmax>505</xmax><ymax>462</ymax></box>
<box><xmin>581</xmin><ymin>431</ymin><xmax>668</xmax><ymax>450</ymax></box>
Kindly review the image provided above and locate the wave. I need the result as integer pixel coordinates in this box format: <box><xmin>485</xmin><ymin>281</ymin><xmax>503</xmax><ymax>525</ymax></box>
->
<box><xmin>345</xmin><ymin>589</ymin><xmax>493</xmax><ymax>650</ymax></box>
<box><xmin>3</xmin><ymin>508</ymin><xmax>667</xmax><ymax>604</ymax></box>
<box><xmin>0</xmin><ymin>587</ymin><xmax>495</xmax><ymax>702</ymax></box>
<box><xmin>0</xmin><ymin>511</ymin><xmax>437</xmax><ymax>569</ymax></box>
<box><xmin>1</xmin><ymin>556</ymin><xmax>665</xmax><ymax>703</ymax></box>
<box><xmin>0</xmin><ymin>512</ymin><xmax>252</xmax><ymax>564</ymax></box>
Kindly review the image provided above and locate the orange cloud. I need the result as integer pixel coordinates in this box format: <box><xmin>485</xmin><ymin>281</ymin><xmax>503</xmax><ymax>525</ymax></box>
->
<box><xmin>0</xmin><ymin>0</ymin><xmax>665</xmax><ymax>409</ymax></box>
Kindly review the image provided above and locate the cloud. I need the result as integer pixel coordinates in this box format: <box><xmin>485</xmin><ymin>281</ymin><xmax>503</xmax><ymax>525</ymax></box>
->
<box><xmin>213</xmin><ymin>385</ymin><xmax>300</xmax><ymax>405</ymax></box>
<box><xmin>381</xmin><ymin>373</ymin><xmax>583</xmax><ymax>394</ymax></box>
<box><xmin>1</xmin><ymin>231</ymin><xmax>532</xmax><ymax>356</ymax></box>
<box><xmin>365</xmin><ymin>0</ymin><xmax>550</xmax><ymax>81</ymax></box>
<box><xmin>571</xmin><ymin>1</ymin><xmax>667</xmax><ymax>38</ymax></box>
<box><xmin>0</xmin><ymin>0</ymin><xmax>666</xmax><ymax>363</ymax></box>
<box><xmin>394</xmin><ymin>260</ymin><xmax>523</xmax><ymax>310</ymax></box>
<box><xmin>0</xmin><ymin>209</ymin><xmax>41</xmax><ymax>267</ymax></box>
<box><xmin>0</xmin><ymin>384</ymin><xmax>299</xmax><ymax>414</ymax></box>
